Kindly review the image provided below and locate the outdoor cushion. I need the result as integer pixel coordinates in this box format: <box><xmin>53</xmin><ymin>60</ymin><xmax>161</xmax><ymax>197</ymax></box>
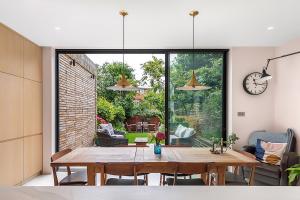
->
<box><xmin>111</xmin><ymin>134</ymin><xmax>124</xmax><ymax>139</ymax></box>
<box><xmin>174</xmin><ymin>125</ymin><xmax>187</xmax><ymax>138</ymax></box>
<box><xmin>255</xmin><ymin>139</ymin><xmax>287</xmax><ymax>165</ymax></box>
<box><xmin>101</xmin><ymin>123</ymin><xmax>115</xmax><ymax>136</ymax></box>
<box><xmin>183</xmin><ymin>128</ymin><xmax>194</xmax><ymax>138</ymax></box>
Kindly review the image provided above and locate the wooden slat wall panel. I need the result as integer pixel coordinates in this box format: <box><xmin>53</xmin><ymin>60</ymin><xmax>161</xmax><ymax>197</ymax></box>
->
<box><xmin>0</xmin><ymin>72</ymin><xmax>23</xmax><ymax>141</ymax></box>
<box><xmin>0</xmin><ymin>24</ymin><xmax>23</xmax><ymax>77</ymax></box>
<box><xmin>23</xmin><ymin>39</ymin><xmax>42</xmax><ymax>82</ymax></box>
<box><xmin>24</xmin><ymin>135</ymin><xmax>42</xmax><ymax>179</ymax></box>
<box><xmin>0</xmin><ymin>138</ymin><xmax>23</xmax><ymax>186</ymax></box>
<box><xmin>23</xmin><ymin>79</ymin><xmax>42</xmax><ymax>136</ymax></box>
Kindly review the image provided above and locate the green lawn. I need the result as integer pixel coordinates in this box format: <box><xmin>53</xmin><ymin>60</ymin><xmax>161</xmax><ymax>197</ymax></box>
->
<box><xmin>124</xmin><ymin>132</ymin><xmax>152</xmax><ymax>144</ymax></box>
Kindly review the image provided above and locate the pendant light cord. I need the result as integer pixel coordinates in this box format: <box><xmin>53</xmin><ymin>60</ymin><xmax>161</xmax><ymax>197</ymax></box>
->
<box><xmin>192</xmin><ymin>15</ymin><xmax>195</xmax><ymax>70</ymax></box>
<box><xmin>122</xmin><ymin>14</ymin><xmax>125</xmax><ymax>70</ymax></box>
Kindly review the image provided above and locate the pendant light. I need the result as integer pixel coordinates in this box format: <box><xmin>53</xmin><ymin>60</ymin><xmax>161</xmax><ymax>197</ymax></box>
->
<box><xmin>176</xmin><ymin>10</ymin><xmax>211</xmax><ymax>91</ymax></box>
<box><xmin>107</xmin><ymin>10</ymin><xmax>139</xmax><ymax>91</ymax></box>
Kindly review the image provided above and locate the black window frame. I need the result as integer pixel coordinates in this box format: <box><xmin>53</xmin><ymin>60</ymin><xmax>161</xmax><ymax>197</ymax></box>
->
<box><xmin>55</xmin><ymin>49</ymin><xmax>228</xmax><ymax>152</ymax></box>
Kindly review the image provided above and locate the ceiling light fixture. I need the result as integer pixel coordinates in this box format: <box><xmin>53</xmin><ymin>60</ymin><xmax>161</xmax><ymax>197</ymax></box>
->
<box><xmin>176</xmin><ymin>10</ymin><xmax>211</xmax><ymax>91</ymax></box>
<box><xmin>54</xmin><ymin>26</ymin><xmax>61</xmax><ymax>31</ymax></box>
<box><xmin>107</xmin><ymin>10</ymin><xmax>139</xmax><ymax>91</ymax></box>
<box><xmin>267</xmin><ymin>26</ymin><xmax>274</xmax><ymax>31</ymax></box>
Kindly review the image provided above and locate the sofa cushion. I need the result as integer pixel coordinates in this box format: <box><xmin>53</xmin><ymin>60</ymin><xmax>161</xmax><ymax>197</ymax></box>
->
<box><xmin>174</xmin><ymin>125</ymin><xmax>187</xmax><ymax>138</ymax></box>
<box><xmin>101</xmin><ymin>123</ymin><xmax>114</xmax><ymax>136</ymax></box>
<box><xmin>249</xmin><ymin>131</ymin><xmax>289</xmax><ymax>147</ymax></box>
<box><xmin>256</xmin><ymin>139</ymin><xmax>287</xmax><ymax>165</ymax></box>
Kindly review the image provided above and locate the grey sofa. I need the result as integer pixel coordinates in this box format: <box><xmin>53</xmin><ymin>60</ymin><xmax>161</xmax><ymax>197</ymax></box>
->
<box><xmin>95</xmin><ymin>128</ymin><xmax>128</xmax><ymax>147</ymax></box>
<box><xmin>242</xmin><ymin>129</ymin><xmax>297</xmax><ymax>186</ymax></box>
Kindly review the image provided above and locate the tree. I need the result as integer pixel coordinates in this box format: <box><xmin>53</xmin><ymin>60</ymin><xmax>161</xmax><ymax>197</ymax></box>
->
<box><xmin>169</xmin><ymin>53</ymin><xmax>223</xmax><ymax>138</ymax></box>
<box><xmin>141</xmin><ymin>56</ymin><xmax>165</xmax><ymax>92</ymax></box>
<box><xmin>97</xmin><ymin>62</ymin><xmax>136</xmax><ymax>102</ymax></box>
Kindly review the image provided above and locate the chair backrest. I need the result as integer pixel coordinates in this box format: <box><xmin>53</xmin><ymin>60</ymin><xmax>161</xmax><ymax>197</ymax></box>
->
<box><xmin>104</xmin><ymin>163</ymin><xmax>136</xmax><ymax>176</ymax></box>
<box><xmin>135</xmin><ymin>162</ymin><xmax>178</xmax><ymax>174</ymax></box>
<box><xmin>51</xmin><ymin>149</ymin><xmax>72</xmax><ymax>162</ymax></box>
<box><xmin>248</xmin><ymin>129</ymin><xmax>296</xmax><ymax>152</ymax></box>
<box><xmin>176</xmin><ymin>162</ymin><xmax>207</xmax><ymax>174</ymax></box>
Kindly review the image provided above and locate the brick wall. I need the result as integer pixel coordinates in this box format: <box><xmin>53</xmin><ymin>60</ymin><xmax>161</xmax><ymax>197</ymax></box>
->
<box><xmin>58</xmin><ymin>54</ymin><xmax>96</xmax><ymax>150</ymax></box>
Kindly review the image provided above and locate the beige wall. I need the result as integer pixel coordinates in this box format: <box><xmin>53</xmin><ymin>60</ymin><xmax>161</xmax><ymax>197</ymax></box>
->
<box><xmin>273</xmin><ymin>38</ymin><xmax>300</xmax><ymax>153</ymax></box>
<box><xmin>0</xmin><ymin>23</ymin><xmax>43</xmax><ymax>186</ymax></box>
<box><xmin>230</xmin><ymin>47</ymin><xmax>276</xmax><ymax>149</ymax></box>
<box><xmin>231</xmin><ymin>40</ymin><xmax>300</xmax><ymax>153</ymax></box>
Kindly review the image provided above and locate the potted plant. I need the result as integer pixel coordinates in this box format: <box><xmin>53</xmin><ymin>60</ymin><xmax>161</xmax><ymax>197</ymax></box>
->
<box><xmin>150</xmin><ymin>132</ymin><xmax>165</xmax><ymax>155</ymax></box>
<box><xmin>286</xmin><ymin>164</ymin><xmax>300</xmax><ymax>185</ymax></box>
<box><xmin>210</xmin><ymin>133</ymin><xmax>239</xmax><ymax>154</ymax></box>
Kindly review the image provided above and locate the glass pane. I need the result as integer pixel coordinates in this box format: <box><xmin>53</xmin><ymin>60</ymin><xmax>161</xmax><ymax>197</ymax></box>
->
<box><xmin>87</xmin><ymin>54</ymin><xmax>165</xmax><ymax>145</ymax></box>
<box><xmin>168</xmin><ymin>53</ymin><xmax>224</xmax><ymax>147</ymax></box>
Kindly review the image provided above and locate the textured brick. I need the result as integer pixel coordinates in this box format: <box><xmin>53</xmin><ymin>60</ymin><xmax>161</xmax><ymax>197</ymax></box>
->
<box><xmin>58</xmin><ymin>54</ymin><xmax>96</xmax><ymax>150</ymax></box>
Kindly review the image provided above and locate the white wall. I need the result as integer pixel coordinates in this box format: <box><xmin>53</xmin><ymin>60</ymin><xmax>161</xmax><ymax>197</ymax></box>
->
<box><xmin>42</xmin><ymin>47</ymin><xmax>56</xmax><ymax>174</ymax></box>
<box><xmin>231</xmin><ymin>47</ymin><xmax>276</xmax><ymax>149</ymax></box>
<box><xmin>273</xmin><ymin>39</ymin><xmax>300</xmax><ymax>153</ymax></box>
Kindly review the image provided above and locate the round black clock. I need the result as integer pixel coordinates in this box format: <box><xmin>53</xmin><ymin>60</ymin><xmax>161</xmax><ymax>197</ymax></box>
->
<box><xmin>243</xmin><ymin>72</ymin><xmax>268</xmax><ymax>95</ymax></box>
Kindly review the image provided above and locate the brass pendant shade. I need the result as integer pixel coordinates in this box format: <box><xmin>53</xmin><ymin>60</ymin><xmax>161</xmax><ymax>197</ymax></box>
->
<box><xmin>176</xmin><ymin>70</ymin><xmax>211</xmax><ymax>91</ymax></box>
<box><xmin>176</xmin><ymin>10</ymin><xmax>211</xmax><ymax>91</ymax></box>
<box><xmin>107</xmin><ymin>10</ymin><xmax>139</xmax><ymax>91</ymax></box>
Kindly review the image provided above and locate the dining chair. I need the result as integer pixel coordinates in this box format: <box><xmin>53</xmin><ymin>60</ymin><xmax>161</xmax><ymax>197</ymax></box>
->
<box><xmin>102</xmin><ymin>163</ymin><xmax>145</xmax><ymax>186</ymax></box>
<box><xmin>51</xmin><ymin>149</ymin><xmax>87</xmax><ymax>186</ymax></box>
<box><xmin>166</xmin><ymin>163</ymin><xmax>208</xmax><ymax>186</ymax></box>
<box><xmin>135</xmin><ymin>162</ymin><xmax>178</xmax><ymax>186</ymax></box>
<box><xmin>160</xmin><ymin>145</ymin><xmax>193</xmax><ymax>185</ymax></box>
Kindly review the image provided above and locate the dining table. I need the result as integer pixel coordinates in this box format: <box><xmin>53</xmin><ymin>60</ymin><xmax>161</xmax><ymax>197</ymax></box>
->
<box><xmin>50</xmin><ymin>146</ymin><xmax>259</xmax><ymax>186</ymax></box>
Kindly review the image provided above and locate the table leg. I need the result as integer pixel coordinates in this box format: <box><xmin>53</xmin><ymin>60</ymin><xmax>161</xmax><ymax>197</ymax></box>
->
<box><xmin>87</xmin><ymin>165</ymin><xmax>96</xmax><ymax>186</ymax></box>
<box><xmin>248</xmin><ymin>166</ymin><xmax>256</xmax><ymax>186</ymax></box>
<box><xmin>217</xmin><ymin>166</ymin><xmax>226</xmax><ymax>185</ymax></box>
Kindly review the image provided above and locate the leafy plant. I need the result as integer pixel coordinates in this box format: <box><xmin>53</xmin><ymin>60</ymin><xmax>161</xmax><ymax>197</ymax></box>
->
<box><xmin>286</xmin><ymin>164</ymin><xmax>300</xmax><ymax>185</ymax></box>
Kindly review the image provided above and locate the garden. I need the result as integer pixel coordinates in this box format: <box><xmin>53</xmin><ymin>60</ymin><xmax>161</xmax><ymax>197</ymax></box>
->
<box><xmin>95</xmin><ymin>53</ymin><xmax>224</xmax><ymax>145</ymax></box>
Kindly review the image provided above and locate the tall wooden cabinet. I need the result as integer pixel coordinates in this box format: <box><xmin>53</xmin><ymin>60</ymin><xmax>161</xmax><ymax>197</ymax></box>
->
<box><xmin>0</xmin><ymin>23</ymin><xmax>43</xmax><ymax>186</ymax></box>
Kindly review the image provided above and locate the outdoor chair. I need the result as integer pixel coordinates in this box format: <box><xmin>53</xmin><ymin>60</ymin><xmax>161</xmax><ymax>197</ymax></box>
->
<box><xmin>51</xmin><ymin>149</ymin><xmax>87</xmax><ymax>186</ymax></box>
<box><xmin>125</xmin><ymin>122</ymin><xmax>136</xmax><ymax>132</ymax></box>
<box><xmin>136</xmin><ymin>122</ymin><xmax>143</xmax><ymax>132</ymax></box>
<box><xmin>143</xmin><ymin>122</ymin><xmax>149</xmax><ymax>132</ymax></box>
<box><xmin>101</xmin><ymin>163</ymin><xmax>145</xmax><ymax>186</ymax></box>
<box><xmin>166</xmin><ymin>163</ymin><xmax>207</xmax><ymax>186</ymax></box>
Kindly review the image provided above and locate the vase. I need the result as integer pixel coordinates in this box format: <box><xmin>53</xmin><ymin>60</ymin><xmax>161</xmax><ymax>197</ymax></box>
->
<box><xmin>154</xmin><ymin>143</ymin><xmax>161</xmax><ymax>155</ymax></box>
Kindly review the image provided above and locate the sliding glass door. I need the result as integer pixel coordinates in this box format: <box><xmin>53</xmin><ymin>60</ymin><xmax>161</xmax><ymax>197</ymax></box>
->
<box><xmin>168</xmin><ymin>52</ymin><xmax>226</xmax><ymax>147</ymax></box>
<box><xmin>56</xmin><ymin>50</ymin><xmax>227</xmax><ymax>150</ymax></box>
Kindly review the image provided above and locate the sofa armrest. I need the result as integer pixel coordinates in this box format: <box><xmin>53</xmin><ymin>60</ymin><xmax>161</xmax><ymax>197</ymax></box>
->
<box><xmin>242</xmin><ymin>145</ymin><xmax>256</xmax><ymax>155</ymax></box>
<box><xmin>280</xmin><ymin>152</ymin><xmax>300</xmax><ymax>186</ymax></box>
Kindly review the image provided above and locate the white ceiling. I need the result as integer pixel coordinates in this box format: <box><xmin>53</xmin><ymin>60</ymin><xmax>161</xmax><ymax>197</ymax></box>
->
<box><xmin>0</xmin><ymin>0</ymin><xmax>300</xmax><ymax>48</ymax></box>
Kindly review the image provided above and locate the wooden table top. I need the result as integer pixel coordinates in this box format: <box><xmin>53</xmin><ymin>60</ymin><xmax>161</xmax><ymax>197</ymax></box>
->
<box><xmin>51</xmin><ymin>147</ymin><xmax>137</xmax><ymax>165</ymax></box>
<box><xmin>51</xmin><ymin>146</ymin><xmax>259</xmax><ymax>166</ymax></box>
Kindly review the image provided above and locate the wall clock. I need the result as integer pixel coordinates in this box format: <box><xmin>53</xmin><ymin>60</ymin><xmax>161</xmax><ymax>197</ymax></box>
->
<box><xmin>243</xmin><ymin>72</ymin><xmax>268</xmax><ymax>95</ymax></box>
